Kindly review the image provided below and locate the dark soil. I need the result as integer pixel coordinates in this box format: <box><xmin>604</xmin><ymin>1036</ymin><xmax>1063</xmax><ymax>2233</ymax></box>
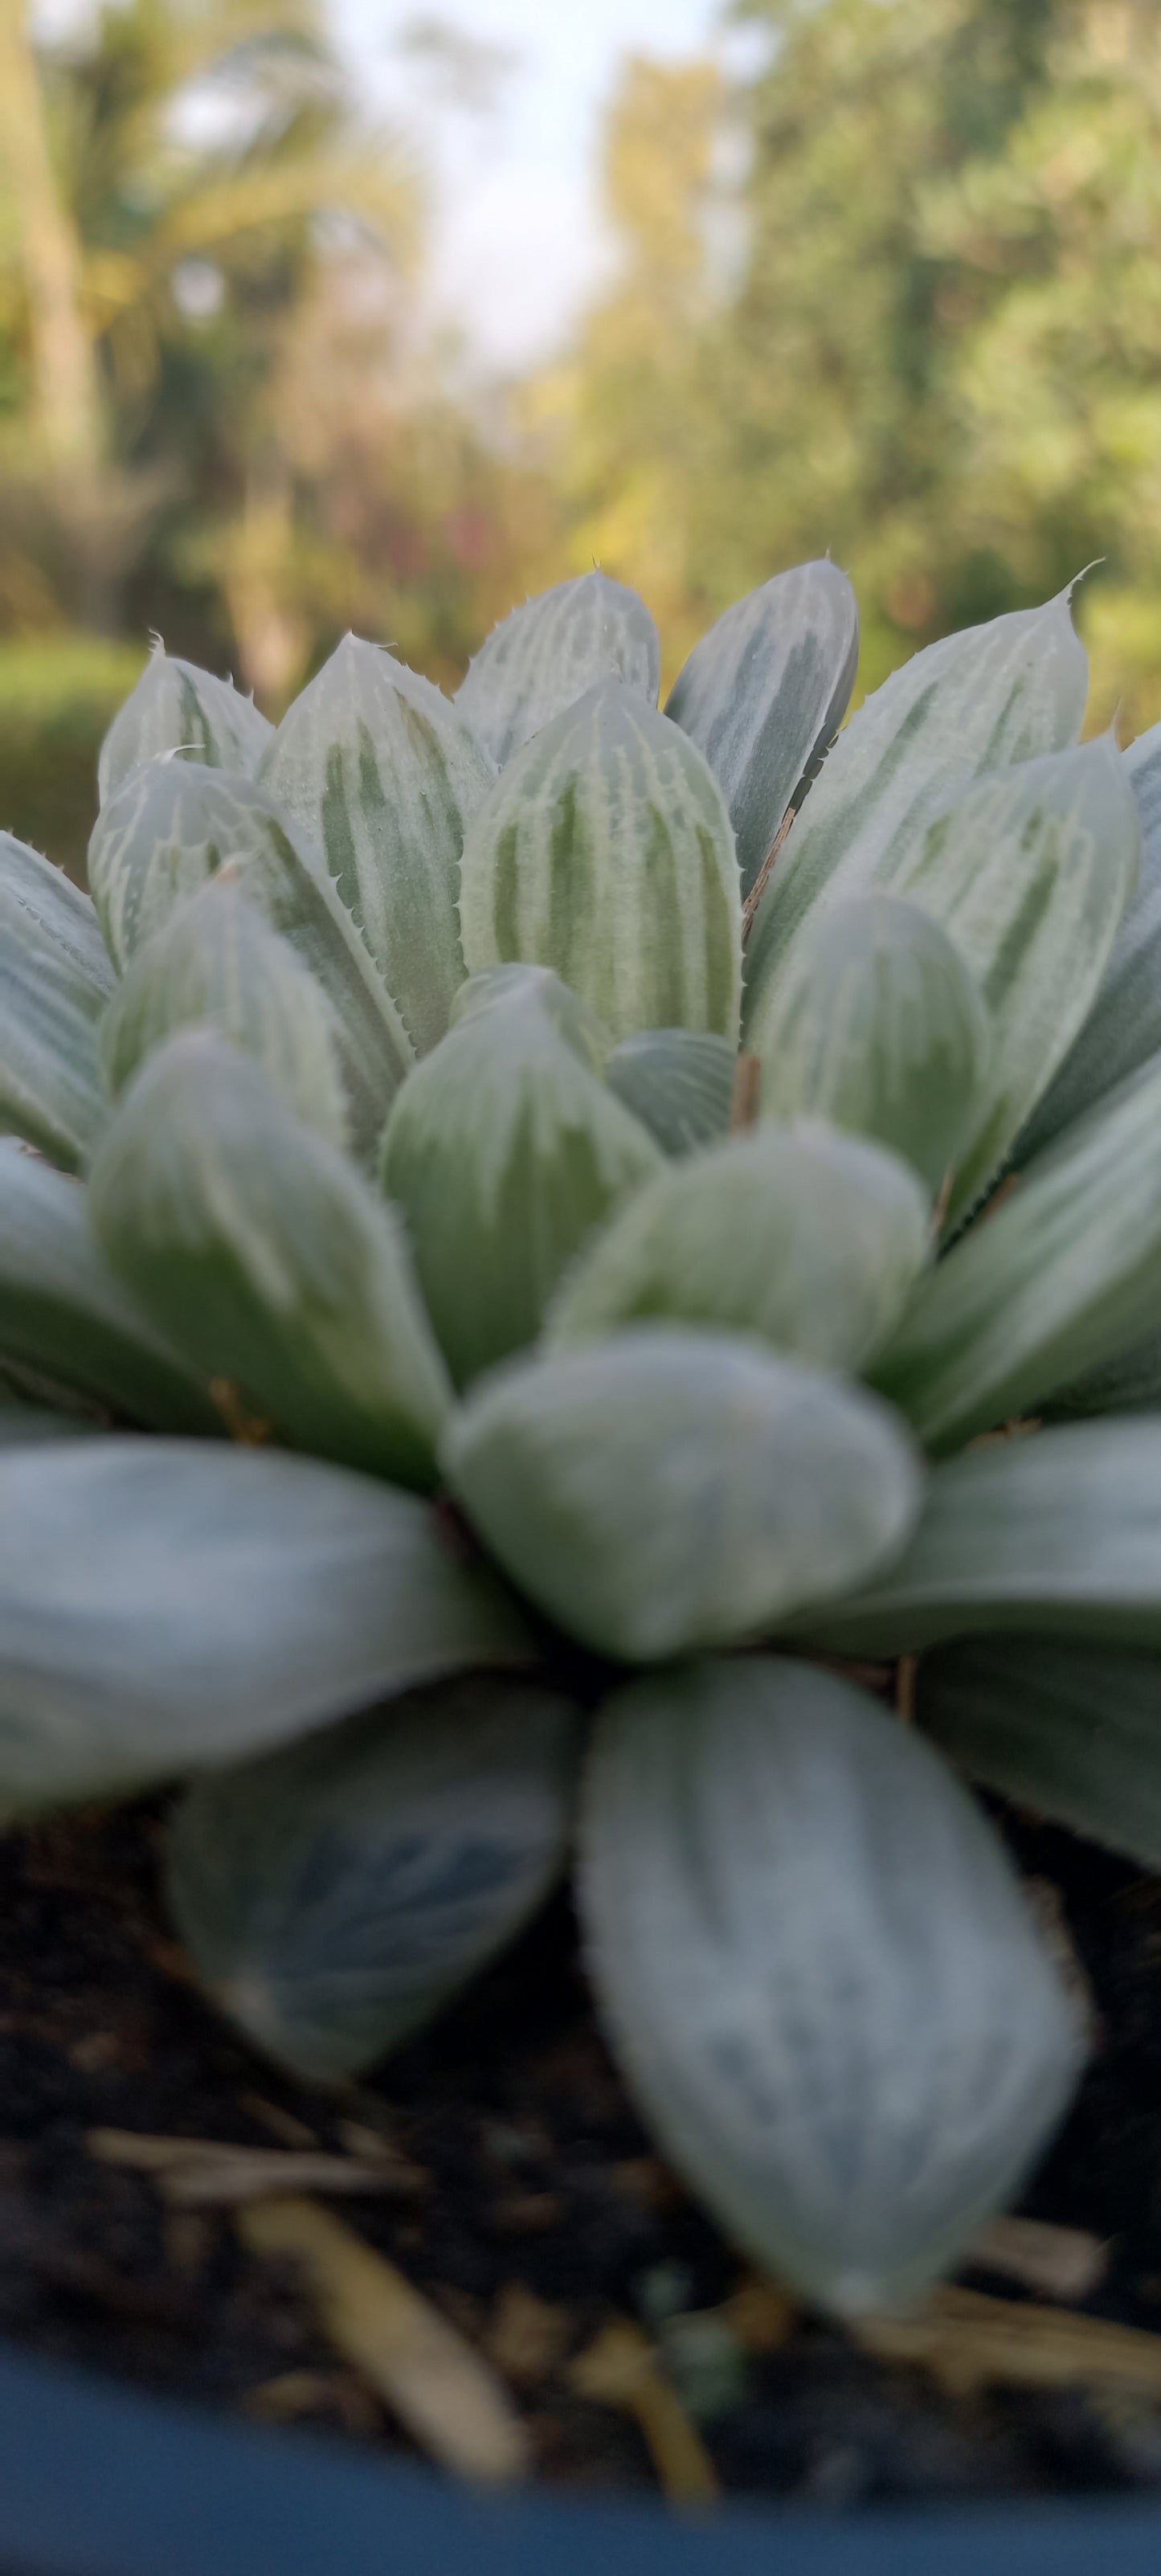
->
<box><xmin>2</xmin><ymin>1795</ymin><xmax>1161</xmax><ymax>2509</ymax></box>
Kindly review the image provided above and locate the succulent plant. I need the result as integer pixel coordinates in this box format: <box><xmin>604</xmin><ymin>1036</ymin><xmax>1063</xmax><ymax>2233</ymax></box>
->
<box><xmin>6</xmin><ymin>560</ymin><xmax>1161</xmax><ymax>2320</ymax></box>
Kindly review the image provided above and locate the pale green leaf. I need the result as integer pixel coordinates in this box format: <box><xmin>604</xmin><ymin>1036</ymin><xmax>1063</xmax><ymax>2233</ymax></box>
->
<box><xmin>97</xmin><ymin>640</ymin><xmax>272</xmax><ymax>807</ymax></box>
<box><xmin>455</xmin><ymin>569</ymin><xmax>661</xmax><ymax>766</ymax></box>
<box><xmin>459</xmin><ymin>681</ymin><xmax>742</xmax><ymax>1044</ymax></box>
<box><xmin>0</xmin><ymin>834</ymin><xmax>115</xmax><ymax>1170</ymax></box>
<box><xmin>1041</xmin><ymin>1322</ymin><xmax>1161</xmax><ymax>1421</ymax></box>
<box><xmin>919</xmin><ymin>1635</ymin><xmax>1161</xmax><ymax>1872</ymax></box>
<box><xmin>167</xmin><ymin>1677</ymin><xmax>579</xmax><ymax>2081</ymax></box>
<box><xmin>603</xmin><ymin>1028</ymin><xmax>736</xmax><ymax>1157</ymax></box>
<box><xmin>580</xmin><ymin>1657</ymin><xmax>1082</xmax><ymax>2314</ymax></box>
<box><xmin>442</xmin><ymin>1327</ymin><xmax>922</xmax><ymax>1662</ymax></box>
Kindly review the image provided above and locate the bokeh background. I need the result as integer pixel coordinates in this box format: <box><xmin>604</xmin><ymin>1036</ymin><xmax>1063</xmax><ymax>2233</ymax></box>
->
<box><xmin>2</xmin><ymin>0</ymin><xmax>1159</xmax><ymax>873</ymax></box>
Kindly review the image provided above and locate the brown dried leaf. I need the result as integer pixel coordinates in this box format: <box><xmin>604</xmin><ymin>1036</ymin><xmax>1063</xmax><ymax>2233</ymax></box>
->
<box><xmin>570</xmin><ymin>2318</ymin><xmax>720</xmax><ymax>2505</ymax></box>
<box><xmin>852</xmin><ymin>2284</ymin><xmax>1161</xmax><ymax>2398</ymax></box>
<box><xmin>965</xmin><ymin>2215</ymin><xmax>1108</xmax><ymax>2304</ymax></box>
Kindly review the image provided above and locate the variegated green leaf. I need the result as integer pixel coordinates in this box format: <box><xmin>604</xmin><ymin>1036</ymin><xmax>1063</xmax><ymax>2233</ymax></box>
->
<box><xmin>1042</xmin><ymin>1323</ymin><xmax>1161</xmax><ymax>1422</ymax></box>
<box><xmin>919</xmin><ymin>1636</ymin><xmax>1161</xmax><ymax>1872</ymax></box>
<box><xmin>100</xmin><ymin>877</ymin><xmax>348</xmax><ymax>1146</ymax></box>
<box><xmin>0</xmin><ymin>834</ymin><xmax>115</xmax><ymax>1170</ymax></box>
<box><xmin>0</xmin><ymin>1139</ymin><xmax>216</xmax><ymax>1433</ymax></box>
<box><xmin>603</xmin><ymin>1028</ymin><xmax>736</xmax><ymax>1157</ymax></box>
<box><xmin>873</xmin><ymin>1057</ymin><xmax>1161</xmax><ymax>1454</ymax></box>
<box><xmin>88</xmin><ymin>757</ymin><xmax>414</xmax><ymax>1155</ymax></box>
<box><xmin>665</xmin><ymin>559</ymin><xmax>859</xmax><ymax>898</ymax></box>
<box><xmin>459</xmin><ymin>681</ymin><xmax>742</xmax><ymax>1044</ymax></box>
<box><xmin>90</xmin><ymin>1033</ymin><xmax>451</xmax><ymax>1487</ymax></box>
<box><xmin>752</xmin><ymin>893</ymin><xmax>989</xmax><ymax>1195</ymax></box>
<box><xmin>97</xmin><ymin>640</ymin><xmax>272</xmax><ymax>807</ymax></box>
<box><xmin>380</xmin><ymin>966</ymin><xmax>661</xmax><ymax>1388</ymax></box>
<box><xmin>580</xmin><ymin>1658</ymin><xmax>1082</xmax><ymax>2314</ymax></box>
<box><xmin>261</xmin><ymin>635</ymin><xmax>493</xmax><ymax>1053</ymax></box>
<box><xmin>890</xmin><ymin>739</ymin><xmax>1140</xmax><ymax>1222</ymax></box>
<box><xmin>0</xmin><ymin>1436</ymin><xmax>533</xmax><ymax>1816</ymax></box>
<box><xmin>795</xmin><ymin>1420</ymin><xmax>1161</xmax><ymax>1655</ymax></box>
<box><xmin>455</xmin><ymin>569</ymin><xmax>661</xmax><ymax>766</ymax></box>
<box><xmin>442</xmin><ymin>1328</ymin><xmax>922</xmax><ymax>1662</ymax></box>
<box><xmin>167</xmin><ymin>1677</ymin><xmax>579</xmax><ymax>2081</ymax></box>
<box><xmin>549</xmin><ymin>1123</ymin><xmax>929</xmax><ymax>1376</ymax></box>
<box><xmin>743</xmin><ymin>587</ymin><xmax>1088</xmax><ymax>1028</ymax></box>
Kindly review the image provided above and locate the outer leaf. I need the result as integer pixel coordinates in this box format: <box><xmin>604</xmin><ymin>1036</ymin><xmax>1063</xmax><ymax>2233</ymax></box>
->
<box><xmin>100</xmin><ymin>878</ymin><xmax>348</xmax><ymax>1146</ymax></box>
<box><xmin>166</xmin><ymin>1677</ymin><xmax>579</xmax><ymax>2081</ymax></box>
<box><xmin>380</xmin><ymin>967</ymin><xmax>662</xmax><ymax>1388</ymax></box>
<box><xmin>603</xmin><ymin>1028</ymin><xmax>736</xmax><ymax>1158</ymax></box>
<box><xmin>873</xmin><ymin>1057</ymin><xmax>1161</xmax><ymax>1454</ymax></box>
<box><xmin>580</xmin><ymin>1657</ymin><xmax>1083</xmax><ymax>2314</ymax></box>
<box><xmin>0</xmin><ymin>834</ymin><xmax>115</xmax><ymax>1169</ymax></box>
<box><xmin>752</xmin><ymin>893</ymin><xmax>989</xmax><ymax>1195</ymax></box>
<box><xmin>665</xmin><ymin>559</ymin><xmax>859</xmax><ymax>898</ymax></box>
<box><xmin>90</xmin><ymin>1034</ymin><xmax>452</xmax><ymax>1488</ymax></box>
<box><xmin>442</xmin><ymin>1327</ymin><xmax>922</xmax><ymax>1662</ymax></box>
<box><xmin>261</xmin><ymin>635</ymin><xmax>494</xmax><ymax>1052</ymax></box>
<box><xmin>0</xmin><ymin>1437</ymin><xmax>533</xmax><ymax>1816</ymax></box>
<box><xmin>97</xmin><ymin>640</ymin><xmax>272</xmax><ymax>807</ymax></box>
<box><xmin>88</xmin><ymin>757</ymin><xmax>414</xmax><ymax>1156</ymax></box>
<box><xmin>549</xmin><ymin>1123</ymin><xmax>930</xmax><ymax>1376</ymax></box>
<box><xmin>918</xmin><ymin>1636</ymin><xmax>1161</xmax><ymax>1872</ymax></box>
<box><xmin>795</xmin><ymin>1420</ymin><xmax>1161</xmax><ymax>1655</ymax></box>
<box><xmin>889</xmin><ymin>739</ymin><xmax>1141</xmax><ymax>1221</ymax></box>
<box><xmin>0</xmin><ymin>1139</ymin><xmax>218</xmax><ymax>1434</ymax></box>
<box><xmin>460</xmin><ymin>681</ymin><xmax>742</xmax><ymax>1044</ymax></box>
<box><xmin>743</xmin><ymin>587</ymin><xmax>1088</xmax><ymax>1028</ymax></box>
<box><xmin>456</xmin><ymin>569</ymin><xmax>661</xmax><ymax>766</ymax></box>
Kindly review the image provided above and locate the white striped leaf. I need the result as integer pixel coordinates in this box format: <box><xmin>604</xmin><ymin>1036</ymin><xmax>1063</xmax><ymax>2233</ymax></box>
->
<box><xmin>442</xmin><ymin>1328</ymin><xmax>922</xmax><ymax>1662</ymax></box>
<box><xmin>580</xmin><ymin>1657</ymin><xmax>1083</xmax><ymax>2313</ymax></box>
<box><xmin>90</xmin><ymin>1033</ymin><xmax>452</xmax><ymax>1488</ymax></box>
<box><xmin>665</xmin><ymin>559</ymin><xmax>859</xmax><ymax>898</ymax></box>
<box><xmin>548</xmin><ymin>1122</ymin><xmax>929</xmax><ymax>1376</ymax></box>
<box><xmin>97</xmin><ymin>641</ymin><xmax>272</xmax><ymax>807</ymax></box>
<box><xmin>889</xmin><ymin>739</ymin><xmax>1140</xmax><ymax>1222</ymax></box>
<box><xmin>0</xmin><ymin>1436</ymin><xmax>533</xmax><ymax>1816</ymax></box>
<box><xmin>0</xmin><ymin>1138</ymin><xmax>218</xmax><ymax>1434</ymax></box>
<box><xmin>0</xmin><ymin>835</ymin><xmax>115</xmax><ymax>1170</ymax></box>
<box><xmin>459</xmin><ymin>681</ymin><xmax>742</xmax><ymax>1044</ymax></box>
<box><xmin>743</xmin><ymin>588</ymin><xmax>1088</xmax><ymax>1029</ymax></box>
<box><xmin>603</xmin><ymin>1028</ymin><xmax>736</xmax><ymax>1157</ymax></box>
<box><xmin>166</xmin><ymin>1677</ymin><xmax>579</xmax><ymax>2081</ymax></box>
<box><xmin>794</xmin><ymin>1420</ymin><xmax>1161</xmax><ymax>1655</ymax></box>
<box><xmin>381</xmin><ymin>966</ymin><xmax>660</xmax><ymax>1388</ymax></box>
<box><xmin>100</xmin><ymin>878</ymin><xmax>348</xmax><ymax>1146</ymax></box>
<box><xmin>261</xmin><ymin>635</ymin><xmax>494</xmax><ymax>1053</ymax></box>
<box><xmin>919</xmin><ymin>1636</ymin><xmax>1161</xmax><ymax>1871</ymax></box>
<box><xmin>752</xmin><ymin>893</ymin><xmax>989</xmax><ymax>1195</ymax></box>
<box><xmin>456</xmin><ymin>569</ymin><xmax>661</xmax><ymax>766</ymax></box>
<box><xmin>88</xmin><ymin>757</ymin><xmax>414</xmax><ymax>1155</ymax></box>
<box><xmin>873</xmin><ymin>1056</ymin><xmax>1161</xmax><ymax>1454</ymax></box>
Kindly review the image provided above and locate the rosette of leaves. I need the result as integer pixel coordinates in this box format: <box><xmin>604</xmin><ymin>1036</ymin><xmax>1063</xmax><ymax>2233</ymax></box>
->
<box><xmin>6</xmin><ymin>568</ymin><xmax>1161</xmax><ymax>2321</ymax></box>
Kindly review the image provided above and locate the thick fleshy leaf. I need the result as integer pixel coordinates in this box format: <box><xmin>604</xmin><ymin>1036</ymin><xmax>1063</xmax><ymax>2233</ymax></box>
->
<box><xmin>88</xmin><ymin>757</ymin><xmax>414</xmax><ymax>1156</ymax></box>
<box><xmin>100</xmin><ymin>878</ymin><xmax>348</xmax><ymax>1145</ymax></box>
<box><xmin>442</xmin><ymin>1328</ymin><xmax>922</xmax><ymax>1662</ymax></box>
<box><xmin>0</xmin><ymin>1138</ymin><xmax>217</xmax><ymax>1433</ymax></box>
<box><xmin>0</xmin><ymin>834</ymin><xmax>115</xmax><ymax>1169</ymax></box>
<box><xmin>261</xmin><ymin>635</ymin><xmax>494</xmax><ymax>1053</ymax></box>
<box><xmin>580</xmin><ymin>1658</ymin><xmax>1083</xmax><ymax>2313</ymax></box>
<box><xmin>90</xmin><ymin>1034</ymin><xmax>452</xmax><ymax>1487</ymax></box>
<box><xmin>889</xmin><ymin>739</ymin><xmax>1140</xmax><ymax>1221</ymax></box>
<box><xmin>795</xmin><ymin>1420</ymin><xmax>1161</xmax><ymax>1655</ymax></box>
<box><xmin>459</xmin><ymin>681</ymin><xmax>742</xmax><ymax>1045</ymax></box>
<box><xmin>549</xmin><ymin>1123</ymin><xmax>929</xmax><ymax>1375</ymax></box>
<box><xmin>603</xmin><ymin>1028</ymin><xmax>736</xmax><ymax>1157</ymax></box>
<box><xmin>0</xmin><ymin>1390</ymin><xmax>98</xmax><ymax>1445</ymax></box>
<box><xmin>380</xmin><ymin>967</ymin><xmax>661</xmax><ymax>1388</ymax></box>
<box><xmin>743</xmin><ymin>588</ymin><xmax>1088</xmax><ymax>1028</ymax></box>
<box><xmin>166</xmin><ymin>1677</ymin><xmax>579</xmax><ymax>2081</ymax></box>
<box><xmin>752</xmin><ymin>893</ymin><xmax>989</xmax><ymax>1195</ymax></box>
<box><xmin>873</xmin><ymin>1057</ymin><xmax>1161</xmax><ymax>1454</ymax></box>
<box><xmin>1042</xmin><ymin>1321</ymin><xmax>1161</xmax><ymax>1422</ymax></box>
<box><xmin>0</xmin><ymin>1436</ymin><xmax>532</xmax><ymax>1815</ymax></box>
<box><xmin>455</xmin><ymin>570</ymin><xmax>661</xmax><ymax>767</ymax></box>
<box><xmin>665</xmin><ymin>559</ymin><xmax>859</xmax><ymax>898</ymax></box>
<box><xmin>919</xmin><ymin>1635</ymin><xmax>1161</xmax><ymax>1871</ymax></box>
<box><xmin>97</xmin><ymin>642</ymin><xmax>272</xmax><ymax>807</ymax></box>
